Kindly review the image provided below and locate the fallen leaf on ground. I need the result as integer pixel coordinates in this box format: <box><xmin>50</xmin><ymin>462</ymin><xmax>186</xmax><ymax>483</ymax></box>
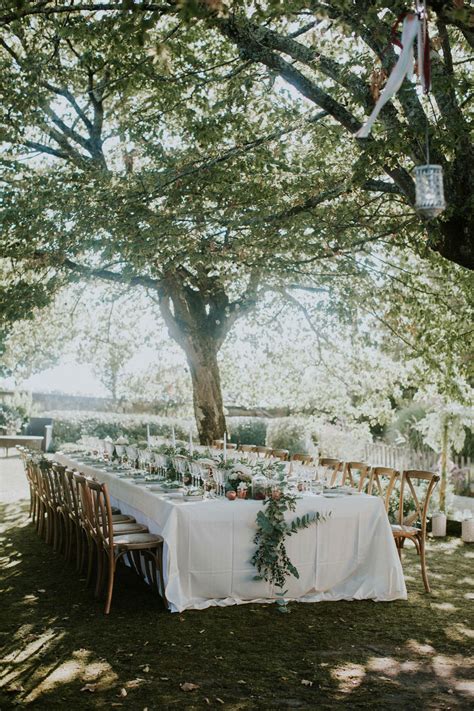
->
<box><xmin>180</xmin><ymin>682</ymin><xmax>200</xmax><ymax>692</ymax></box>
<box><xmin>126</xmin><ymin>678</ymin><xmax>145</xmax><ymax>689</ymax></box>
<box><xmin>216</xmin><ymin>698</ymin><xmax>225</xmax><ymax>704</ymax></box>
<box><xmin>301</xmin><ymin>679</ymin><xmax>313</xmax><ymax>687</ymax></box>
<box><xmin>80</xmin><ymin>684</ymin><xmax>97</xmax><ymax>693</ymax></box>
<box><xmin>142</xmin><ymin>665</ymin><xmax>150</xmax><ymax>673</ymax></box>
<box><xmin>237</xmin><ymin>680</ymin><xmax>246</xmax><ymax>684</ymax></box>
<box><xmin>118</xmin><ymin>688</ymin><xmax>128</xmax><ymax>697</ymax></box>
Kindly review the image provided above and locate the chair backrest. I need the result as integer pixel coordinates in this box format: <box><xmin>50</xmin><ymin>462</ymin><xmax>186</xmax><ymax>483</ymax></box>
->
<box><xmin>39</xmin><ymin>460</ymin><xmax>59</xmax><ymax>508</ymax></box>
<box><xmin>291</xmin><ymin>453</ymin><xmax>313</xmax><ymax>464</ymax></box>
<box><xmin>226</xmin><ymin>443</ymin><xmax>238</xmax><ymax>450</ymax></box>
<box><xmin>212</xmin><ymin>440</ymin><xmax>224</xmax><ymax>449</ymax></box>
<box><xmin>344</xmin><ymin>461</ymin><xmax>370</xmax><ymax>490</ymax></box>
<box><xmin>399</xmin><ymin>470</ymin><xmax>440</xmax><ymax>533</ymax></box>
<box><xmin>64</xmin><ymin>468</ymin><xmax>81</xmax><ymax>522</ymax></box>
<box><xmin>255</xmin><ymin>446</ymin><xmax>273</xmax><ymax>458</ymax></box>
<box><xmin>52</xmin><ymin>462</ymin><xmax>68</xmax><ymax>511</ymax></box>
<box><xmin>368</xmin><ymin>466</ymin><xmax>399</xmax><ymax>511</ymax></box>
<box><xmin>73</xmin><ymin>471</ymin><xmax>93</xmax><ymax>532</ymax></box>
<box><xmin>238</xmin><ymin>444</ymin><xmax>256</xmax><ymax>453</ymax></box>
<box><xmin>320</xmin><ymin>458</ymin><xmax>342</xmax><ymax>486</ymax></box>
<box><xmin>86</xmin><ymin>478</ymin><xmax>114</xmax><ymax>555</ymax></box>
<box><xmin>271</xmin><ymin>449</ymin><xmax>289</xmax><ymax>461</ymax></box>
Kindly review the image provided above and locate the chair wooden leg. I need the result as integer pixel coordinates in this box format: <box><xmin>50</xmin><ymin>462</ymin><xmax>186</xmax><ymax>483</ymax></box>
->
<box><xmin>104</xmin><ymin>554</ymin><xmax>117</xmax><ymax>615</ymax></box>
<box><xmin>156</xmin><ymin>545</ymin><xmax>168</xmax><ymax>609</ymax></box>
<box><xmin>28</xmin><ymin>486</ymin><xmax>34</xmax><ymax>518</ymax></box>
<box><xmin>420</xmin><ymin>540</ymin><xmax>431</xmax><ymax>593</ymax></box>
<box><xmin>54</xmin><ymin>513</ymin><xmax>61</xmax><ymax>553</ymax></box>
<box><xmin>86</xmin><ymin>538</ymin><xmax>95</xmax><ymax>586</ymax></box>
<box><xmin>95</xmin><ymin>547</ymin><xmax>105</xmax><ymax>599</ymax></box>
<box><xmin>65</xmin><ymin>520</ymin><xmax>73</xmax><ymax>562</ymax></box>
<box><xmin>36</xmin><ymin>502</ymin><xmax>43</xmax><ymax>535</ymax></box>
<box><xmin>77</xmin><ymin>528</ymin><xmax>85</xmax><ymax>572</ymax></box>
<box><xmin>45</xmin><ymin>509</ymin><xmax>52</xmax><ymax>544</ymax></box>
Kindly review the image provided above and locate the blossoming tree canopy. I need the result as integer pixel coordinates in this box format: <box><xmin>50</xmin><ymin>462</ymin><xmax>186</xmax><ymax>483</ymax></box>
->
<box><xmin>0</xmin><ymin>1</ymin><xmax>473</xmax><ymax>441</ymax></box>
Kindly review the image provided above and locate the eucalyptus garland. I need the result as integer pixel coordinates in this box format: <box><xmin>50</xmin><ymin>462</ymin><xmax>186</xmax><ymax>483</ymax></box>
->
<box><xmin>252</xmin><ymin>491</ymin><xmax>330</xmax><ymax>593</ymax></box>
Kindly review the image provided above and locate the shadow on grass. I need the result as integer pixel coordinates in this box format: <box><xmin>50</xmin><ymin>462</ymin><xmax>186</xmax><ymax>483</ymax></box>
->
<box><xmin>0</xmin><ymin>495</ymin><xmax>473</xmax><ymax>710</ymax></box>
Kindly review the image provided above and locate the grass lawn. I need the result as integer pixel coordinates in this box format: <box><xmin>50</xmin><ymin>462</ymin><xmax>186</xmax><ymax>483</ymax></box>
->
<box><xmin>1</xmin><ymin>454</ymin><xmax>473</xmax><ymax>710</ymax></box>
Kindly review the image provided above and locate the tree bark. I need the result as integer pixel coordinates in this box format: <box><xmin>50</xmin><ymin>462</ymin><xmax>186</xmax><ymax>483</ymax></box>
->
<box><xmin>434</xmin><ymin>217</ymin><xmax>474</xmax><ymax>271</ymax></box>
<box><xmin>157</xmin><ymin>269</ymin><xmax>260</xmax><ymax>444</ymax></box>
<box><xmin>184</xmin><ymin>335</ymin><xmax>226</xmax><ymax>445</ymax></box>
<box><xmin>439</xmin><ymin>417</ymin><xmax>449</xmax><ymax>513</ymax></box>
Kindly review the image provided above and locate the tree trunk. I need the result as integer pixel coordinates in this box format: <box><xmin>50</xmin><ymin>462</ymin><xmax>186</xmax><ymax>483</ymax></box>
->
<box><xmin>433</xmin><ymin>216</ymin><xmax>474</xmax><ymax>271</ymax></box>
<box><xmin>185</xmin><ymin>336</ymin><xmax>226</xmax><ymax>445</ymax></box>
<box><xmin>158</xmin><ymin>270</ymin><xmax>260</xmax><ymax>444</ymax></box>
<box><xmin>439</xmin><ymin>417</ymin><xmax>449</xmax><ymax>513</ymax></box>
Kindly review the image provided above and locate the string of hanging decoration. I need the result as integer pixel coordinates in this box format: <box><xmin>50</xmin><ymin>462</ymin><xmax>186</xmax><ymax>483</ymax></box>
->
<box><xmin>355</xmin><ymin>1</ymin><xmax>446</xmax><ymax>219</ymax></box>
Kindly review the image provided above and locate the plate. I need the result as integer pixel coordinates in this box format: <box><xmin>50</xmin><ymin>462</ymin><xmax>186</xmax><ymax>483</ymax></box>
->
<box><xmin>323</xmin><ymin>493</ymin><xmax>342</xmax><ymax>498</ymax></box>
<box><xmin>184</xmin><ymin>495</ymin><xmax>204</xmax><ymax>502</ymax></box>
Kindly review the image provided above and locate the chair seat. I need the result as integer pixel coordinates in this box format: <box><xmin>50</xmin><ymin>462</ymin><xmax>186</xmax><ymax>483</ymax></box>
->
<box><xmin>391</xmin><ymin>524</ymin><xmax>421</xmax><ymax>536</ymax></box>
<box><xmin>112</xmin><ymin>522</ymin><xmax>149</xmax><ymax>535</ymax></box>
<box><xmin>113</xmin><ymin>532</ymin><xmax>164</xmax><ymax>549</ymax></box>
<box><xmin>111</xmin><ymin>514</ymin><xmax>136</xmax><ymax>523</ymax></box>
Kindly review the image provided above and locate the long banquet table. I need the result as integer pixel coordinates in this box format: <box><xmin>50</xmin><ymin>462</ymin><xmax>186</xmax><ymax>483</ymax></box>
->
<box><xmin>56</xmin><ymin>453</ymin><xmax>407</xmax><ymax>612</ymax></box>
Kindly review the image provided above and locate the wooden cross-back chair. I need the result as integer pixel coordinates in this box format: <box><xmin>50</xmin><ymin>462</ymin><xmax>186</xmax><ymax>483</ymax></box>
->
<box><xmin>291</xmin><ymin>453</ymin><xmax>313</xmax><ymax>465</ymax></box>
<box><xmin>255</xmin><ymin>446</ymin><xmax>273</xmax><ymax>458</ymax></box>
<box><xmin>319</xmin><ymin>458</ymin><xmax>343</xmax><ymax>486</ymax></box>
<box><xmin>271</xmin><ymin>449</ymin><xmax>289</xmax><ymax>461</ymax></box>
<box><xmin>212</xmin><ymin>440</ymin><xmax>224</xmax><ymax>449</ymax></box>
<box><xmin>74</xmin><ymin>472</ymin><xmax>147</xmax><ymax>590</ymax></box>
<box><xmin>23</xmin><ymin>452</ymin><xmax>40</xmax><ymax>527</ymax></box>
<box><xmin>368</xmin><ymin>466</ymin><xmax>399</xmax><ymax>511</ymax></box>
<box><xmin>392</xmin><ymin>470</ymin><xmax>440</xmax><ymax>593</ymax></box>
<box><xmin>38</xmin><ymin>459</ymin><xmax>63</xmax><ymax>549</ymax></box>
<box><xmin>67</xmin><ymin>469</ymin><xmax>133</xmax><ymax>572</ymax></box>
<box><xmin>85</xmin><ymin>478</ymin><xmax>167</xmax><ymax>614</ymax></box>
<box><xmin>238</xmin><ymin>444</ymin><xmax>256</xmax><ymax>453</ymax></box>
<box><xmin>343</xmin><ymin>462</ymin><xmax>370</xmax><ymax>491</ymax></box>
<box><xmin>52</xmin><ymin>462</ymin><xmax>72</xmax><ymax>556</ymax></box>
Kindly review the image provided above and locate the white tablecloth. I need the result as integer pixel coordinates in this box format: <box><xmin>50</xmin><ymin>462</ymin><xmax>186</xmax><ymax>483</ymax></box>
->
<box><xmin>56</xmin><ymin>454</ymin><xmax>407</xmax><ymax>612</ymax></box>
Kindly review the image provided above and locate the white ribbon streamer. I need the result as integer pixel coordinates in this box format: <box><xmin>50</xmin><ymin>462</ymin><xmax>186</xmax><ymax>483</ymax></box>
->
<box><xmin>356</xmin><ymin>14</ymin><xmax>420</xmax><ymax>138</ymax></box>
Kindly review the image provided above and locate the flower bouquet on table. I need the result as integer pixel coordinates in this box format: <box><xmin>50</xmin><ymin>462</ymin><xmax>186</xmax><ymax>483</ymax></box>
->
<box><xmin>226</xmin><ymin>463</ymin><xmax>253</xmax><ymax>496</ymax></box>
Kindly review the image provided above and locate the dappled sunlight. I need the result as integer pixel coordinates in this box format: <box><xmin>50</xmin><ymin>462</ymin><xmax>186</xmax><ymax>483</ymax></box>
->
<box><xmin>406</xmin><ymin>640</ymin><xmax>436</xmax><ymax>655</ymax></box>
<box><xmin>1</xmin><ymin>629</ymin><xmax>59</xmax><ymax>665</ymax></box>
<box><xmin>366</xmin><ymin>656</ymin><xmax>400</xmax><ymax>677</ymax></box>
<box><xmin>431</xmin><ymin>601</ymin><xmax>458</xmax><ymax>612</ymax></box>
<box><xmin>22</xmin><ymin>649</ymin><xmax>118</xmax><ymax>704</ymax></box>
<box><xmin>330</xmin><ymin>662</ymin><xmax>366</xmax><ymax>692</ymax></box>
<box><xmin>443</xmin><ymin>623</ymin><xmax>474</xmax><ymax>643</ymax></box>
<box><xmin>458</xmin><ymin>576</ymin><xmax>474</xmax><ymax>586</ymax></box>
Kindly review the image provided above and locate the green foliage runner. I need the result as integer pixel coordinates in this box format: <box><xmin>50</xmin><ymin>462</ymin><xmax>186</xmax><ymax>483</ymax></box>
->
<box><xmin>252</xmin><ymin>489</ymin><xmax>330</xmax><ymax>601</ymax></box>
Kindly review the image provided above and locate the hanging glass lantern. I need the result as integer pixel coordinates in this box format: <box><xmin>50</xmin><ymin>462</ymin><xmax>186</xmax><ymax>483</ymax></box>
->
<box><xmin>414</xmin><ymin>164</ymin><xmax>446</xmax><ymax>219</ymax></box>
